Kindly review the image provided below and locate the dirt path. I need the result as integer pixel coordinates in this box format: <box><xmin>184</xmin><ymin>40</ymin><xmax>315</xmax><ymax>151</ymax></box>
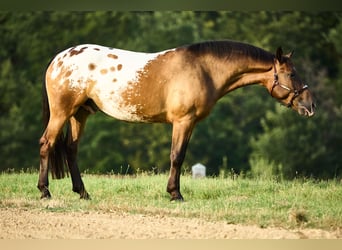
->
<box><xmin>0</xmin><ymin>208</ymin><xmax>340</xmax><ymax>239</ymax></box>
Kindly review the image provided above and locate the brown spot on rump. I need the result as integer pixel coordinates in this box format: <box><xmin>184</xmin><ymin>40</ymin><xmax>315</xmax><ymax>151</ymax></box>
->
<box><xmin>112</xmin><ymin>78</ymin><xmax>117</xmax><ymax>82</ymax></box>
<box><xmin>88</xmin><ymin>63</ymin><xmax>96</xmax><ymax>70</ymax></box>
<box><xmin>100</xmin><ymin>69</ymin><xmax>108</xmax><ymax>74</ymax></box>
<box><xmin>117</xmin><ymin>64</ymin><xmax>123</xmax><ymax>71</ymax></box>
<box><xmin>68</xmin><ymin>46</ymin><xmax>76</xmax><ymax>52</ymax></box>
<box><xmin>65</xmin><ymin>70</ymin><xmax>72</xmax><ymax>77</ymax></box>
<box><xmin>110</xmin><ymin>66</ymin><xmax>116</xmax><ymax>71</ymax></box>
<box><xmin>107</xmin><ymin>54</ymin><xmax>118</xmax><ymax>59</ymax></box>
<box><xmin>69</xmin><ymin>46</ymin><xmax>88</xmax><ymax>57</ymax></box>
<box><xmin>57</xmin><ymin>61</ymin><xmax>63</xmax><ymax>67</ymax></box>
<box><xmin>93</xmin><ymin>48</ymin><xmax>100</xmax><ymax>51</ymax></box>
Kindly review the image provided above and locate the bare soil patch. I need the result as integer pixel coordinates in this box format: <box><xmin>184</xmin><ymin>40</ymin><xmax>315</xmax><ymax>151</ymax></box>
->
<box><xmin>0</xmin><ymin>208</ymin><xmax>340</xmax><ymax>239</ymax></box>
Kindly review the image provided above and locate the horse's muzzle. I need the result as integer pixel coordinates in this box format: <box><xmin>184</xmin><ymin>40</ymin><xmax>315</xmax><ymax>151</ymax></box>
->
<box><xmin>298</xmin><ymin>102</ymin><xmax>316</xmax><ymax>117</ymax></box>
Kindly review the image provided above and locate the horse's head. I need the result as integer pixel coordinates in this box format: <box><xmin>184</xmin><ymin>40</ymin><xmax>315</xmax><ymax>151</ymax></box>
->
<box><xmin>270</xmin><ymin>47</ymin><xmax>315</xmax><ymax>117</ymax></box>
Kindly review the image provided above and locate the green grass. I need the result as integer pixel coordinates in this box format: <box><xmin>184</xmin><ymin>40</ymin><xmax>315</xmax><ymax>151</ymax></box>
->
<box><xmin>0</xmin><ymin>172</ymin><xmax>341</xmax><ymax>231</ymax></box>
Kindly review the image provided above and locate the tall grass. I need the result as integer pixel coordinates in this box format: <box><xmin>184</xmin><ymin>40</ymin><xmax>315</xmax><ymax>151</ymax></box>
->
<box><xmin>0</xmin><ymin>172</ymin><xmax>341</xmax><ymax>230</ymax></box>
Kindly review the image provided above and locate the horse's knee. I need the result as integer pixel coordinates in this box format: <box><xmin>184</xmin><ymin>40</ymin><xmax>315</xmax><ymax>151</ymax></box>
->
<box><xmin>39</xmin><ymin>137</ymin><xmax>50</xmax><ymax>157</ymax></box>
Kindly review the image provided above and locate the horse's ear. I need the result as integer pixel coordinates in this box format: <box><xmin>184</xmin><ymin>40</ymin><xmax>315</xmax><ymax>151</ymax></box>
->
<box><xmin>286</xmin><ymin>50</ymin><xmax>294</xmax><ymax>58</ymax></box>
<box><xmin>276</xmin><ymin>47</ymin><xmax>283</xmax><ymax>63</ymax></box>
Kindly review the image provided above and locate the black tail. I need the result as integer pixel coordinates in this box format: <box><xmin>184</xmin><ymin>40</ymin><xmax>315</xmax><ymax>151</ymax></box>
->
<box><xmin>42</xmin><ymin>68</ymin><xmax>68</xmax><ymax>179</ymax></box>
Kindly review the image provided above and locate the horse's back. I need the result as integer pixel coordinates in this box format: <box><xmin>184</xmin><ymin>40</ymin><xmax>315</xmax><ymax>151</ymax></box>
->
<box><xmin>48</xmin><ymin>44</ymin><xmax>160</xmax><ymax>88</ymax></box>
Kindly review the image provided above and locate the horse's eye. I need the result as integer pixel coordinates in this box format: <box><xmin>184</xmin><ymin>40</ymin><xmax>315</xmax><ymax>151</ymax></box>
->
<box><xmin>289</xmin><ymin>73</ymin><xmax>295</xmax><ymax>78</ymax></box>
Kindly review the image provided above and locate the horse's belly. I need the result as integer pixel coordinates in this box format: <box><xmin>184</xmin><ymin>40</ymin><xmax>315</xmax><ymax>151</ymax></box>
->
<box><xmin>93</xmin><ymin>85</ymin><xmax>147</xmax><ymax>122</ymax></box>
<box><xmin>91</xmin><ymin>77</ymin><xmax>169</xmax><ymax>123</ymax></box>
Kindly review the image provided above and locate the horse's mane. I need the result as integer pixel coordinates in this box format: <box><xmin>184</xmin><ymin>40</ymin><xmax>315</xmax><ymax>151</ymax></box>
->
<box><xmin>183</xmin><ymin>40</ymin><xmax>274</xmax><ymax>63</ymax></box>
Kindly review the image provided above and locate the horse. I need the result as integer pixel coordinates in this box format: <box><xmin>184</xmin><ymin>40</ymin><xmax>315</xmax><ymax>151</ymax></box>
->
<box><xmin>38</xmin><ymin>40</ymin><xmax>315</xmax><ymax>201</ymax></box>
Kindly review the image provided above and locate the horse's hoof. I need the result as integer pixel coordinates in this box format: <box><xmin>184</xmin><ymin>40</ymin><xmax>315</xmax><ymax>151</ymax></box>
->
<box><xmin>170</xmin><ymin>195</ymin><xmax>184</xmax><ymax>202</ymax></box>
<box><xmin>80</xmin><ymin>192</ymin><xmax>91</xmax><ymax>200</ymax></box>
<box><xmin>38</xmin><ymin>185</ymin><xmax>51</xmax><ymax>199</ymax></box>
<box><xmin>40</xmin><ymin>191</ymin><xmax>51</xmax><ymax>199</ymax></box>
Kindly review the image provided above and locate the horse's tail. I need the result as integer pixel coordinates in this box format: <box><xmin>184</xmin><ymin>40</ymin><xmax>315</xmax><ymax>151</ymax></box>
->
<box><xmin>42</xmin><ymin>63</ymin><xmax>68</xmax><ymax>179</ymax></box>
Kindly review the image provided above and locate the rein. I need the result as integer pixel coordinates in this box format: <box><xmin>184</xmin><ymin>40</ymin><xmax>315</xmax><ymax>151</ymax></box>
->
<box><xmin>270</xmin><ymin>61</ymin><xmax>308</xmax><ymax>107</ymax></box>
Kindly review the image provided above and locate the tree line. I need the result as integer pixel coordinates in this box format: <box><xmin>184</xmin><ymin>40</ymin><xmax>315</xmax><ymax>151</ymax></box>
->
<box><xmin>0</xmin><ymin>11</ymin><xmax>341</xmax><ymax>179</ymax></box>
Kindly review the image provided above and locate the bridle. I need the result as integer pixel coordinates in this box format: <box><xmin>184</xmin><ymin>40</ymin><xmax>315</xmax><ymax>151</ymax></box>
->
<box><xmin>270</xmin><ymin>61</ymin><xmax>308</xmax><ymax>108</ymax></box>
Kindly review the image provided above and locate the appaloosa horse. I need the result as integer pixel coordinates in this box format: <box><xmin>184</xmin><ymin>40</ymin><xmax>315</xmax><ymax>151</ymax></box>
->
<box><xmin>38</xmin><ymin>40</ymin><xmax>315</xmax><ymax>201</ymax></box>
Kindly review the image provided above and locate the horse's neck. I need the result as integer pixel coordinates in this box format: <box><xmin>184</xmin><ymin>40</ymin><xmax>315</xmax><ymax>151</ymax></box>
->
<box><xmin>207</xmin><ymin>57</ymin><xmax>273</xmax><ymax>98</ymax></box>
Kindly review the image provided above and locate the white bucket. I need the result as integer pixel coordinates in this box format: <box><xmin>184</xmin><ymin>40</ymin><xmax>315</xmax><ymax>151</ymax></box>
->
<box><xmin>192</xmin><ymin>163</ymin><xmax>206</xmax><ymax>179</ymax></box>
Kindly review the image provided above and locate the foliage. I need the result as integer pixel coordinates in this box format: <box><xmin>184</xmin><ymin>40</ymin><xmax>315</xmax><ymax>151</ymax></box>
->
<box><xmin>0</xmin><ymin>11</ymin><xmax>341</xmax><ymax>179</ymax></box>
<box><xmin>250</xmin><ymin>13</ymin><xmax>342</xmax><ymax>179</ymax></box>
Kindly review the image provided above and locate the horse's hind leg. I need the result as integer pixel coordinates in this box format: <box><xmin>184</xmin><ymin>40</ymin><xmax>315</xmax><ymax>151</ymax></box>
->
<box><xmin>39</xmin><ymin>131</ymin><xmax>51</xmax><ymax>198</ymax></box>
<box><xmin>65</xmin><ymin>107</ymin><xmax>91</xmax><ymax>199</ymax></box>
<box><xmin>38</xmin><ymin>113</ymin><xmax>69</xmax><ymax>198</ymax></box>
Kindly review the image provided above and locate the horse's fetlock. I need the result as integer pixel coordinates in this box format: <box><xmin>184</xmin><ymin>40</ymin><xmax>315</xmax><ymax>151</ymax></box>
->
<box><xmin>38</xmin><ymin>185</ymin><xmax>51</xmax><ymax>199</ymax></box>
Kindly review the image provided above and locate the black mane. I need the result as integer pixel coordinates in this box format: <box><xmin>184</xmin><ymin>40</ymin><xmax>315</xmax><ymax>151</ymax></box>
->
<box><xmin>184</xmin><ymin>40</ymin><xmax>274</xmax><ymax>63</ymax></box>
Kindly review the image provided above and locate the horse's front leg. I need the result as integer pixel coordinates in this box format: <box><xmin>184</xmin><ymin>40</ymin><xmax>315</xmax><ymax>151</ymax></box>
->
<box><xmin>167</xmin><ymin>119</ymin><xmax>195</xmax><ymax>201</ymax></box>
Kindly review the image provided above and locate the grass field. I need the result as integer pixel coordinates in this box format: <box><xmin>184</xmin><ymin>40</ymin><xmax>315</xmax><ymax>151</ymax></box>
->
<box><xmin>0</xmin><ymin>172</ymin><xmax>341</xmax><ymax>231</ymax></box>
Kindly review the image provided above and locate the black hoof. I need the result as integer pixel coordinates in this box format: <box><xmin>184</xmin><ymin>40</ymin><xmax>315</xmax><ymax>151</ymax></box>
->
<box><xmin>40</xmin><ymin>189</ymin><xmax>51</xmax><ymax>199</ymax></box>
<box><xmin>170</xmin><ymin>194</ymin><xmax>184</xmax><ymax>202</ymax></box>
<box><xmin>80</xmin><ymin>192</ymin><xmax>91</xmax><ymax>200</ymax></box>
<box><xmin>73</xmin><ymin>187</ymin><xmax>90</xmax><ymax>200</ymax></box>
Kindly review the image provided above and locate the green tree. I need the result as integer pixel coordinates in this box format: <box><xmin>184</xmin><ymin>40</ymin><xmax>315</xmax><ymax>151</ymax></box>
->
<box><xmin>249</xmin><ymin>12</ymin><xmax>342</xmax><ymax>179</ymax></box>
